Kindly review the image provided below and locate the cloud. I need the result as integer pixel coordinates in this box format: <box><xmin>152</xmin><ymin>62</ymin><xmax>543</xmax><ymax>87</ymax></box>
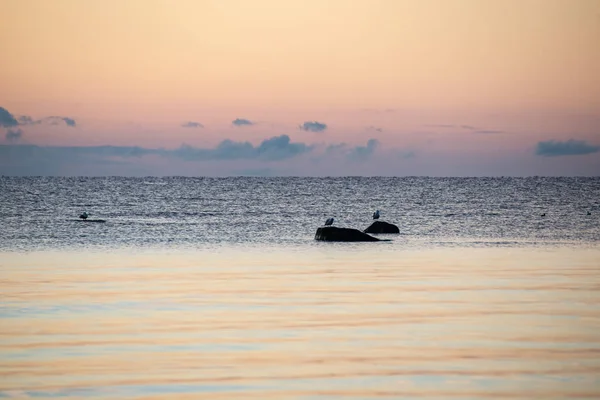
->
<box><xmin>535</xmin><ymin>139</ymin><xmax>600</xmax><ymax>157</ymax></box>
<box><xmin>173</xmin><ymin>134</ymin><xmax>312</xmax><ymax>161</ymax></box>
<box><xmin>255</xmin><ymin>134</ymin><xmax>311</xmax><ymax>160</ymax></box>
<box><xmin>17</xmin><ymin>116</ymin><xmax>40</xmax><ymax>125</ymax></box>
<box><xmin>181</xmin><ymin>121</ymin><xmax>204</xmax><ymax>128</ymax></box>
<box><xmin>299</xmin><ymin>121</ymin><xmax>327</xmax><ymax>132</ymax></box>
<box><xmin>324</xmin><ymin>139</ymin><xmax>381</xmax><ymax>162</ymax></box>
<box><xmin>0</xmin><ymin>107</ymin><xmax>19</xmax><ymax>128</ymax></box>
<box><xmin>325</xmin><ymin>142</ymin><xmax>347</xmax><ymax>155</ymax></box>
<box><xmin>462</xmin><ymin>125</ymin><xmax>504</xmax><ymax>134</ymax></box>
<box><xmin>62</xmin><ymin>117</ymin><xmax>76</xmax><ymax>127</ymax></box>
<box><xmin>0</xmin><ymin>135</ymin><xmax>312</xmax><ymax>169</ymax></box>
<box><xmin>1</xmin><ymin>107</ymin><xmax>77</xmax><ymax>128</ymax></box>
<box><xmin>44</xmin><ymin>116</ymin><xmax>76</xmax><ymax>127</ymax></box>
<box><xmin>17</xmin><ymin>115</ymin><xmax>77</xmax><ymax>127</ymax></box>
<box><xmin>424</xmin><ymin>124</ymin><xmax>503</xmax><ymax>134</ymax></box>
<box><xmin>348</xmin><ymin>138</ymin><xmax>379</xmax><ymax>161</ymax></box>
<box><xmin>5</xmin><ymin>129</ymin><xmax>23</xmax><ymax>142</ymax></box>
<box><xmin>232</xmin><ymin>118</ymin><xmax>253</xmax><ymax>126</ymax></box>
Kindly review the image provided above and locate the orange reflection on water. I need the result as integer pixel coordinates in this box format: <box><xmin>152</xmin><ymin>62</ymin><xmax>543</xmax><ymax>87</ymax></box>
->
<box><xmin>1</xmin><ymin>246</ymin><xmax>600</xmax><ymax>399</ymax></box>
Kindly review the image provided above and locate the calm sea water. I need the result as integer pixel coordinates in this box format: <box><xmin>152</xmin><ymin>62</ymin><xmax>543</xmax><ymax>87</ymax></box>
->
<box><xmin>1</xmin><ymin>177</ymin><xmax>599</xmax><ymax>399</ymax></box>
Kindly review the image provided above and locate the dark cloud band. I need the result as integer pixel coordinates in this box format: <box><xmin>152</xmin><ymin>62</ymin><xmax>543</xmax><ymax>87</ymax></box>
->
<box><xmin>536</xmin><ymin>139</ymin><xmax>600</xmax><ymax>157</ymax></box>
<box><xmin>1</xmin><ymin>106</ymin><xmax>77</xmax><ymax>128</ymax></box>
<box><xmin>5</xmin><ymin>129</ymin><xmax>23</xmax><ymax>142</ymax></box>
<box><xmin>0</xmin><ymin>107</ymin><xmax>19</xmax><ymax>128</ymax></box>
<box><xmin>0</xmin><ymin>135</ymin><xmax>312</xmax><ymax>163</ymax></box>
<box><xmin>299</xmin><ymin>121</ymin><xmax>327</xmax><ymax>132</ymax></box>
<box><xmin>232</xmin><ymin>118</ymin><xmax>253</xmax><ymax>126</ymax></box>
<box><xmin>181</xmin><ymin>121</ymin><xmax>204</xmax><ymax>128</ymax></box>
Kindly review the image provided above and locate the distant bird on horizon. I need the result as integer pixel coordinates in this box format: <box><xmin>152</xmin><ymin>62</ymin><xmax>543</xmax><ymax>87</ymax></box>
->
<box><xmin>79</xmin><ymin>212</ymin><xmax>88</xmax><ymax>220</ymax></box>
<box><xmin>373</xmin><ymin>210</ymin><xmax>380</xmax><ymax>220</ymax></box>
<box><xmin>324</xmin><ymin>217</ymin><xmax>334</xmax><ymax>226</ymax></box>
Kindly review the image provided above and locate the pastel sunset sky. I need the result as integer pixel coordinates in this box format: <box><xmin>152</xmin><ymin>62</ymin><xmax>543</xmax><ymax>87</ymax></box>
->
<box><xmin>1</xmin><ymin>0</ymin><xmax>599</xmax><ymax>176</ymax></box>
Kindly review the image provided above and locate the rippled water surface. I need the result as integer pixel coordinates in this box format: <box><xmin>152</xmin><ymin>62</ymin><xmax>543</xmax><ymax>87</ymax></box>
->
<box><xmin>1</xmin><ymin>177</ymin><xmax>599</xmax><ymax>399</ymax></box>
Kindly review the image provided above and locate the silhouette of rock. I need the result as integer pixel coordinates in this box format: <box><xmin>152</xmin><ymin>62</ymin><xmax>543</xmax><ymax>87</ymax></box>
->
<box><xmin>363</xmin><ymin>220</ymin><xmax>400</xmax><ymax>234</ymax></box>
<box><xmin>315</xmin><ymin>226</ymin><xmax>381</xmax><ymax>242</ymax></box>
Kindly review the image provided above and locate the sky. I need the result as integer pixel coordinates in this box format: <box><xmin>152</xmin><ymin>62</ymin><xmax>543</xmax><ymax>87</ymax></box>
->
<box><xmin>1</xmin><ymin>0</ymin><xmax>599</xmax><ymax>176</ymax></box>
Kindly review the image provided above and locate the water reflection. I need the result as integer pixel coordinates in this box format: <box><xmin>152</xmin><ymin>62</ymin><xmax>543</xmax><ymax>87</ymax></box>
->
<box><xmin>1</xmin><ymin>246</ymin><xmax>599</xmax><ymax>399</ymax></box>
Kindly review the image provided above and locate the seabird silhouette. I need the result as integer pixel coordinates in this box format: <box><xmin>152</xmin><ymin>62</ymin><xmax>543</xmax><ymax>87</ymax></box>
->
<box><xmin>79</xmin><ymin>212</ymin><xmax>88</xmax><ymax>220</ymax></box>
<box><xmin>324</xmin><ymin>217</ymin><xmax>334</xmax><ymax>226</ymax></box>
<box><xmin>373</xmin><ymin>210</ymin><xmax>380</xmax><ymax>220</ymax></box>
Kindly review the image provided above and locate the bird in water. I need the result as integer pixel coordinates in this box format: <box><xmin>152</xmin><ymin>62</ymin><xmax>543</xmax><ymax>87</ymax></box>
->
<box><xmin>324</xmin><ymin>217</ymin><xmax>334</xmax><ymax>226</ymax></box>
<box><xmin>587</xmin><ymin>211</ymin><xmax>592</xmax><ymax>215</ymax></box>
<box><xmin>373</xmin><ymin>210</ymin><xmax>380</xmax><ymax>220</ymax></box>
<box><xmin>540</xmin><ymin>213</ymin><xmax>546</xmax><ymax>217</ymax></box>
<box><xmin>79</xmin><ymin>212</ymin><xmax>89</xmax><ymax>220</ymax></box>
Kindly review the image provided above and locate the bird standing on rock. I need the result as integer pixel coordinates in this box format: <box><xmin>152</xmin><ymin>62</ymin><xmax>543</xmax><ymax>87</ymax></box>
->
<box><xmin>79</xmin><ymin>212</ymin><xmax>89</xmax><ymax>220</ymax></box>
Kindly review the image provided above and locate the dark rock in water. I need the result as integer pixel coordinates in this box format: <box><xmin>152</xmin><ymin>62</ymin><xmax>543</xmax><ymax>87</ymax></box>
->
<box><xmin>74</xmin><ymin>219</ymin><xmax>106</xmax><ymax>223</ymax></box>
<box><xmin>363</xmin><ymin>220</ymin><xmax>400</xmax><ymax>234</ymax></box>
<box><xmin>315</xmin><ymin>226</ymin><xmax>380</xmax><ymax>242</ymax></box>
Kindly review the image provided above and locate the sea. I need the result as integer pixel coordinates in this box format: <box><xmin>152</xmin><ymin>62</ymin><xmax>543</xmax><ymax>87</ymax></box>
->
<box><xmin>1</xmin><ymin>176</ymin><xmax>599</xmax><ymax>399</ymax></box>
